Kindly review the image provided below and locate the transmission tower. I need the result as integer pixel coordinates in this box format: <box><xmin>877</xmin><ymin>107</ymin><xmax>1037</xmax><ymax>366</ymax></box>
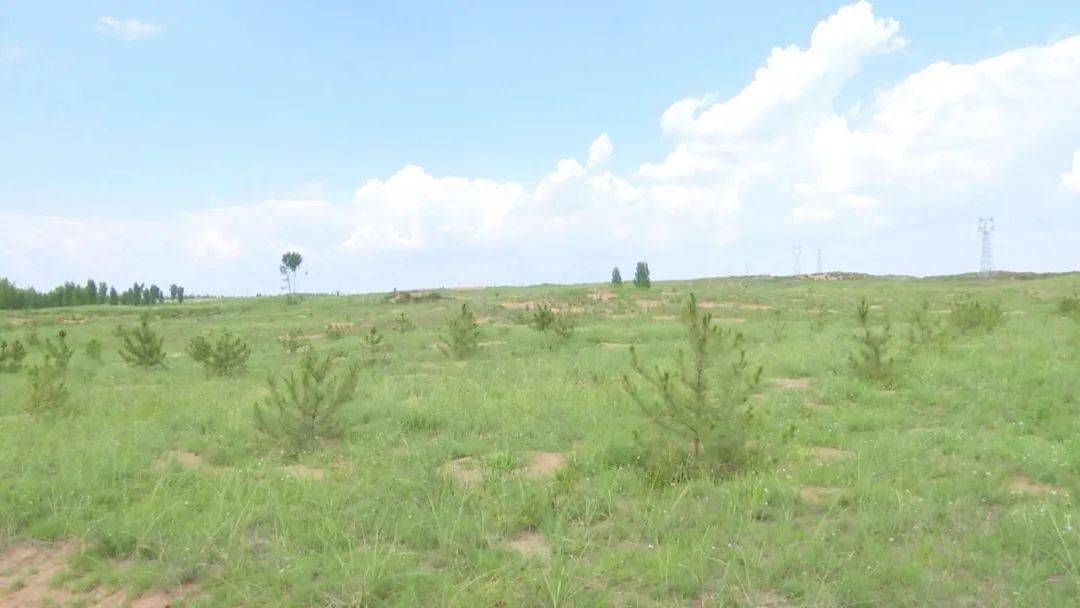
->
<box><xmin>977</xmin><ymin>217</ymin><xmax>994</xmax><ymax>277</ymax></box>
<box><xmin>816</xmin><ymin>248</ymin><xmax>823</xmax><ymax>275</ymax></box>
<box><xmin>792</xmin><ymin>246</ymin><xmax>802</xmax><ymax>276</ymax></box>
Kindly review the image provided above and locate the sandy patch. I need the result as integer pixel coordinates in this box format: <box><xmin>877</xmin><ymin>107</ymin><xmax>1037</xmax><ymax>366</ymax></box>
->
<box><xmin>588</xmin><ymin>291</ymin><xmax>616</xmax><ymax>301</ymax></box>
<box><xmin>635</xmin><ymin>299</ymin><xmax>663</xmax><ymax>309</ymax></box>
<box><xmin>501</xmin><ymin>532</ymin><xmax>551</xmax><ymax>560</ymax></box>
<box><xmin>652</xmin><ymin>315</ymin><xmax>677</xmax><ymax>321</ymax></box>
<box><xmin>798</xmin><ymin>485</ymin><xmax>843</xmax><ymax>506</ymax></box>
<box><xmin>0</xmin><ymin>540</ymin><xmax>200</xmax><ymax>607</ymax></box>
<box><xmin>441</xmin><ymin>457</ymin><xmax>483</xmax><ymax>487</ymax></box>
<box><xmin>155</xmin><ymin>450</ymin><xmax>204</xmax><ymax>470</ymax></box>
<box><xmin>521</xmin><ymin>452</ymin><xmax>567</xmax><ymax>478</ymax></box>
<box><xmin>599</xmin><ymin>342</ymin><xmax>632</xmax><ymax>349</ymax></box>
<box><xmin>500</xmin><ymin>301</ymin><xmax>537</xmax><ymax>310</ymax></box>
<box><xmin>477</xmin><ymin>340</ymin><xmax>506</xmax><ymax>347</ymax></box>
<box><xmin>772</xmin><ymin>377</ymin><xmax>812</xmax><ymax>390</ymax></box>
<box><xmin>812</xmin><ymin>447</ymin><xmax>853</xmax><ymax>462</ymax></box>
<box><xmin>281</xmin><ymin>464</ymin><xmax>327</xmax><ymax>480</ymax></box>
<box><xmin>1008</xmin><ymin>476</ymin><xmax>1067</xmax><ymax>497</ymax></box>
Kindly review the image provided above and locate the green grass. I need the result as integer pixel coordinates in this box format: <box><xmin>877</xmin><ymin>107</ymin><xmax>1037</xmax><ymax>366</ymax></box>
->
<box><xmin>1</xmin><ymin>274</ymin><xmax>1078</xmax><ymax>606</ymax></box>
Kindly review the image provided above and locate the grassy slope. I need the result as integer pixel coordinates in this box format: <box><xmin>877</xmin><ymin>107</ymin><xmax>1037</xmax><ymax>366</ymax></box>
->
<box><xmin>1</xmin><ymin>274</ymin><xmax>1078</xmax><ymax>606</ymax></box>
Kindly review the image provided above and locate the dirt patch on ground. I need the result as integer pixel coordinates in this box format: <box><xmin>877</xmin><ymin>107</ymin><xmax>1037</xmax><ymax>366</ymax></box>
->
<box><xmin>772</xmin><ymin>377</ymin><xmax>812</xmax><ymax>390</ymax></box>
<box><xmin>599</xmin><ymin>342</ymin><xmax>632</xmax><ymax>349</ymax></box>
<box><xmin>500</xmin><ymin>532</ymin><xmax>551</xmax><ymax>560</ymax></box>
<box><xmin>281</xmin><ymin>464</ymin><xmax>327</xmax><ymax>480</ymax></box>
<box><xmin>812</xmin><ymin>447</ymin><xmax>853</xmax><ymax>462</ymax></box>
<box><xmin>588</xmin><ymin>291</ymin><xmax>616</xmax><ymax>301</ymax></box>
<box><xmin>652</xmin><ymin>314</ymin><xmax>678</xmax><ymax>321</ymax></box>
<box><xmin>500</xmin><ymin>301</ymin><xmax>538</xmax><ymax>310</ymax></box>
<box><xmin>0</xmin><ymin>540</ymin><xmax>200</xmax><ymax>607</ymax></box>
<box><xmin>798</xmin><ymin>485</ymin><xmax>844</xmax><ymax>506</ymax></box>
<box><xmin>608</xmin><ymin>313</ymin><xmax>635</xmax><ymax>320</ymax></box>
<box><xmin>803</xmin><ymin>400</ymin><xmax>832</xmax><ymax>413</ymax></box>
<box><xmin>1008</xmin><ymin>476</ymin><xmax>1067</xmax><ymax>497</ymax></box>
<box><xmin>154</xmin><ymin>450</ymin><xmax>205</xmax><ymax>470</ymax></box>
<box><xmin>635</xmin><ymin>299</ymin><xmax>663</xmax><ymax>309</ymax></box>
<box><xmin>441</xmin><ymin>457</ymin><xmax>483</xmax><ymax>487</ymax></box>
<box><xmin>521</xmin><ymin>452</ymin><xmax>567</xmax><ymax>478</ymax></box>
<box><xmin>477</xmin><ymin>340</ymin><xmax>506</xmax><ymax>347</ymax></box>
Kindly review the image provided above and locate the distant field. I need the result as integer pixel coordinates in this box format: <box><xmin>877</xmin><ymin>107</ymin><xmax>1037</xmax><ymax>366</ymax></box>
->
<box><xmin>1</xmin><ymin>274</ymin><xmax>1078</xmax><ymax>606</ymax></box>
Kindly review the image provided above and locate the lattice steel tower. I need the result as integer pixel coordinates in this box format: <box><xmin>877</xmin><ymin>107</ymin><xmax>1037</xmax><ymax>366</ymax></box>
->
<box><xmin>816</xmin><ymin>248</ymin><xmax>823</xmax><ymax>274</ymax></box>
<box><xmin>978</xmin><ymin>217</ymin><xmax>994</xmax><ymax>277</ymax></box>
<box><xmin>793</xmin><ymin>246</ymin><xmax>802</xmax><ymax>276</ymax></box>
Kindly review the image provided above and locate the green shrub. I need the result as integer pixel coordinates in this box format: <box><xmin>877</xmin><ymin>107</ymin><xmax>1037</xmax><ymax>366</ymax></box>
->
<box><xmin>187</xmin><ymin>331</ymin><xmax>251</xmax><ymax>377</ymax></box>
<box><xmin>41</xmin><ymin>330</ymin><xmax>73</xmax><ymax>372</ymax></box>
<box><xmin>254</xmin><ymin>350</ymin><xmax>361</xmax><ymax>453</ymax></box>
<box><xmin>392</xmin><ymin>312</ymin><xmax>415</xmax><ymax>333</ymax></box>
<box><xmin>85</xmin><ymin>338</ymin><xmax>103</xmax><ymax>362</ymax></box>
<box><xmin>118</xmin><ymin>320</ymin><xmax>166</xmax><ymax>368</ymax></box>
<box><xmin>324</xmin><ymin>322</ymin><xmax>351</xmax><ymax>340</ymax></box>
<box><xmin>277</xmin><ymin>329</ymin><xmax>309</xmax><ymax>354</ymax></box>
<box><xmin>622</xmin><ymin>293</ymin><xmax>762</xmax><ymax>473</ymax></box>
<box><xmin>849</xmin><ymin>298</ymin><xmax>894</xmax><ymax>383</ymax></box>
<box><xmin>360</xmin><ymin>326</ymin><xmax>389</xmax><ymax>365</ymax></box>
<box><xmin>26</xmin><ymin>359</ymin><xmax>69</xmax><ymax>415</ymax></box>
<box><xmin>24</xmin><ymin>328</ymin><xmax>40</xmax><ymax>347</ymax></box>
<box><xmin>0</xmin><ymin>339</ymin><xmax>28</xmax><ymax>373</ymax></box>
<box><xmin>550</xmin><ymin>312</ymin><xmax>575</xmax><ymax>345</ymax></box>
<box><xmin>1058</xmin><ymin>294</ymin><xmax>1080</xmax><ymax>319</ymax></box>
<box><xmin>949</xmin><ymin>295</ymin><xmax>1003</xmax><ymax>332</ymax></box>
<box><xmin>531</xmin><ymin>304</ymin><xmax>557</xmax><ymax>331</ymax></box>
<box><xmin>906</xmin><ymin>299</ymin><xmax>950</xmax><ymax>351</ymax></box>
<box><xmin>439</xmin><ymin>304</ymin><xmax>480</xmax><ymax>359</ymax></box>
<box><xmin>767</xmin><ymin>310</ymin><xmax>787</xmax><ymax>342</ymax></box>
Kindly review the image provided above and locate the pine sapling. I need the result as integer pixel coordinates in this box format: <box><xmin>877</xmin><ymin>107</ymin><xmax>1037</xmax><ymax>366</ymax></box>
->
<box><xmin>85</xmin><ymin>338</ymin><xmax>103</xmax><ymax>362</ymax></box>
<box><xmin>439</xmin><ymin>303</ymin><xmax>480</xmax><ymax>359</ymax></box>
<box><xmin>118</xmin><ymin>320</ymin><xmax>166</xmax><ymax>368</ymax></box>
<box><xmin>26</xmin><ymin>358</ymin><xmax>69</xmax><ymax>415</ymax></box>
<box><xmin>392</xmin><ymin>312</ymin><xmax>415</xmax><ymax>333</ymax></box>
<box><xmin>277</xmin><ymin>329</ymin><xmax>309</xmax><ymax>354</ymax></box>
<box><xmin>254</xmin><ymin>350</ymin><xmax>361</xmax><ymax>453</ymax></box>
<box><xmin>41</xmin><ymin>330</ymin><xmax>74</xmax><ymax>372</ymax></box>
<box><xmin>531</xmin><ymin>304</ymin><xmax>557</xmax><ymax>331</ymax></box>
<box><xmin>360</xmin><ymin>325</ymin><xmax>389</xmax><ymax>365</ymax></box>
<box><xmin>0</xmin><ymin>339</ymin><xmax>28</xmax><ymax>373</ymax></box>
<box><xmin>187</xmin><ymin>331</ymin><xmax>251</xmax><ymax>377</ymax></box>
<box><xmin>623</xmin><ymin>293</ymin><xmax>762</xmax><ymax>471</ymax></box>
<box><xmin>849</xmin><ymin>298</ymin><xmax>894</xmax><ymax>382</ymax></box>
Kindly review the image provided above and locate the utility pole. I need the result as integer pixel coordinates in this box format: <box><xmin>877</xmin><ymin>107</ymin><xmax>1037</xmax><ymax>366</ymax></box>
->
<box><xmin>978</xmin><ymin>217</ymin><xmax>995</xmax><ymax>277</ymax></box>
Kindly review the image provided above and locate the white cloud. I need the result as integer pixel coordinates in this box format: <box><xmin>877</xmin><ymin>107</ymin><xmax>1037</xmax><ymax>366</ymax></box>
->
<box><xmin>0</xmin><ymin>45</ymin><xmax>27</xmax><ymax>64</ymax></box>
<box><xmin>1062</xmin><ymin>150</ymin><xmax>1080</xmax><ymax>192</ymax></box>
<box><xmin>97</xmin><ymin>16</ymin><xmax>163</xmax><ymax>41</ymax></box>
<box><xmin>586</xmin><ymin>133</ymin><xmax>614</xmax><ymax>168</ymax></box>
<box><xmin>7</xmin><ymin>2</ymin><xmax>1080</xmax><ymax>294</ymax></box>
<box><xmin>661</xmin><ymin>0</ymin><xmax>905</xmax><ymax>140</ymax></box>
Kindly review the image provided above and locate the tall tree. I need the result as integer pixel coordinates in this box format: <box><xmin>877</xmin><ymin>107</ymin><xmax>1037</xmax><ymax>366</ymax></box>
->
<box><xmin>633</xmin><ymin>261</ymin><xmax>651</xmax><ymax>289</ymax></box>
<box><xmin>611</xmin><ymin>266</ymin><xmax>623</xmax><ymax>287</ymax></box>
<box><xmin>280</xmin><ymin>251</ymin><xmax>303</xmax><ymax>300</ymax></box>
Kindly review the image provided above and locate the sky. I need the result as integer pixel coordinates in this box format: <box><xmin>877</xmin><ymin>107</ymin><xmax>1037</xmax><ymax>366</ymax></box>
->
<box><xmin>1</xmin><ymin>1</ymin><xmax>1079</xmax><ymax>295</ymax></box>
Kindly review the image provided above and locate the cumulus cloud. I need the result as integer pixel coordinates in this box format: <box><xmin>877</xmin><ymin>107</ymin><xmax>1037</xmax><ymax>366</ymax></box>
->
<box><xmin>7</xmin><ymin>2</ymin><xmax>1080</xmax><ymax>293</ymax></box>
<box><xmin>1062</xmin><ymin>150</ymin><xmax>1080</xmax><ymax>192</ymax></box>
<box><xmin>97</xmin><ymin>16</ymin><xmax>163</xmax><ymax>41</ymax></box>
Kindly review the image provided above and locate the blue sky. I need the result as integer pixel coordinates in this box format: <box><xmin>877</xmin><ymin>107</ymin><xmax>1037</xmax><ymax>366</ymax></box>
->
<box><xmin>2</xmin><ymin>1</ymin><xmax>1079</xmax><ymax>294</ymax></box>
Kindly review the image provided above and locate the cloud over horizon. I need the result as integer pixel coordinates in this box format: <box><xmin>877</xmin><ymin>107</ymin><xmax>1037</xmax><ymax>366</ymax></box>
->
<box><xmin>5</xmin><ymin>2</ymin><xmax>1080</xmax><ymax>295</ymax></box>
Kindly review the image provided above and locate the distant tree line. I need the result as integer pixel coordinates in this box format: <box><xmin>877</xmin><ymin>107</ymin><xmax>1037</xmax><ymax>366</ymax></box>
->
<box><xmin>0</xmin><ymin>277</ymin><xmax>186</xmax><ymax>310</ymax></box>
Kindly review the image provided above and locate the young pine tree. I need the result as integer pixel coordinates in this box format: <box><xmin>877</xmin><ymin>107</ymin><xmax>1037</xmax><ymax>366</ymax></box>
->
<box><xmin>439</xmin><ymin>303</ymin><xmax>480</xmax><ymax>359</ymax></box>
<box><xmin>254</xmin><ymin>350</ymin><xmax>361</xmax><ymax>454</ymax></box>
<box><xmin>41</xmin><ymin>330</ymin><xmax>74</xmax><ymax>372</ymax></box>
<box><xmin>849</xmin><ymin>298</ymin><xmax>894</xmax><ymax>383</ymax></box>
<box><xmin>0</xmin><ymin>339</ymin><xmax>28</xmax><ymax>373</ymax></box>
<box><xmin>118</xmin><ymin>320</ymin><xmax>167</xmax><ymax>368</ymax></box>
<box><xmin>187</xmin><ymin>331</ymin><xmax>251</xmax><ymax>376</ymax></box>
<box><xmin>633</xmin><ymin>261</ymin><xmax>651</xmax><ymax>289</ymax></box>
<box><xmin>623</xmin><ymin>293</ymin><xmax>762</xmax><ymax>471</ymax></box>
<box><xmin>26</xmin><ymin>358</ymin><xmax>69</xmax><ymax>415</ymax></box>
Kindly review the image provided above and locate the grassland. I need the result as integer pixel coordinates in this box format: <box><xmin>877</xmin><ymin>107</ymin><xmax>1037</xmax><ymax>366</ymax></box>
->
<box><xmin>1</xmin><ymin>273</ymin><xmax>1078</xmax><ymax>607</ymax></box>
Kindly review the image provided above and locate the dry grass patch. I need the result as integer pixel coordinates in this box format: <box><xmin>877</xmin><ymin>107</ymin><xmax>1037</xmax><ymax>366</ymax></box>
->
<box><xmin>812</xmin><ymin>447</ymin><xmax>854</xmax><ymax>462</ymax></box>
<box><xmin>281</xmin><ymin>464</ymin><xmax>327</xmax><ymax>480</ymax></box>
<box><xmin>1008</xmin><ymin>476</ymin><xmax>1067</xmax><ymax>497</ymax></box>
<box><xmin>440</xmin><ymin>457</ymin><xmax>483</xmax><ymax>487</ymax></box>
<box><xmin>771</xmin><ymin>377</ymin><xmax>812</xmax><ymax>390</ymax></box>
